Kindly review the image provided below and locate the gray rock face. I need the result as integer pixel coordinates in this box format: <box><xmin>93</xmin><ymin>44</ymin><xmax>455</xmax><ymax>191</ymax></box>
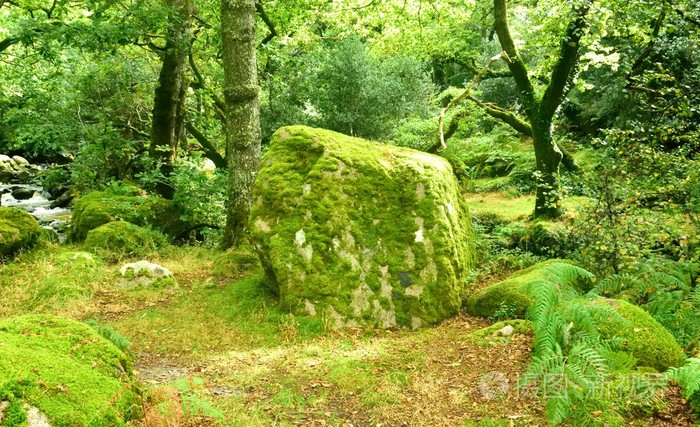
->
<box><xmin>116</xmin><ymin>260</ymin><xmax>176</xmax><ymax>289</ymax></box>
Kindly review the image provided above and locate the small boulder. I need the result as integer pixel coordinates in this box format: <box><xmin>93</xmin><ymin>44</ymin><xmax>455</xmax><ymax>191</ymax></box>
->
<box><xmin>84</xmin><ymin>221</ymin><xmax>168</xmax><ymax>262</ymax></box>
<box><xmin>562</xmin><ymin>298</ymin><xmax>685</xmax><ymax>371</ymax></box>
<box><xmin>250</xmin><ymin>126</ymin><xmax>476</xmax><ymax>328</ymax></box>
<box><xmin>0</xmin><ymin>207</ymin><xmax>43</xmax><ymax>258</ymax></box>
<box><xmin>11</xmin><ymin>187</ymin><xmax>36</xmax><ymax>200</ymax></box>
<box><xmin>116</xmin><ymin>260</ymin><xmax>176</xmax><ymax>289</ymax></box>
<box><xmin>465</xmin><ymin>260</ymin><xmax>595</xmax><ymax>319</ymax></box>
<box><xmin>11</xmin><ymin>155</ymin><xmax>30</xmax><ymax>167</ymax></box>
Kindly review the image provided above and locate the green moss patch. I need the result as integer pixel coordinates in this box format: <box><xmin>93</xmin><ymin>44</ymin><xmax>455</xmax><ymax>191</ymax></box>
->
<box><xmin>249</xmin><ymin>126</ymin><xmax>475</xmax><ymax>328</ymax></box>
<box><xmin>0</xmin><ymin>207</ymin><xmax>43</xmax><ymax>259</ymax></box>
<box><xmin>84</xmin><ymin>221</ymin><xmax>168</xmax><ymax>262</ymax></box>
<box><xmin>561</xmin><ymin>298</ymin><xmax>686</xmax><ymax>371</ymax></box>
<box><xmin>465</xmin><ymin>260</ymin><xmax>594</xmax><ymax>318</ymax></box>
<box><xmin>69</xmin><ymin>191</ymin><xmax>187</xmax><ymax>242</ymax></box>
<box><xmin>0</xmin><ymin>314</ymin><xmax>140</xmax><ymax>426</ymax></box>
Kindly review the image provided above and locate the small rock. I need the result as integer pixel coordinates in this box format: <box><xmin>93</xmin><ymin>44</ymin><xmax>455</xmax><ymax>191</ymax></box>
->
<box><xmin>496</xmin><ymin>324</ymin><xmax>515</xmax><ymax>337</ymax></box>
<box><xmin>0</xmin><ymin>401</ymin><xmax>8</xmax><ymax>423</ymax></box>
<box><xmin>116</xmin><ymin>260</ymin><xmax>176</xmax><ymax>290</ymax></box>
<box><xmin>50</xmin><ymin>190</ymin><xmax>74</xmax><ymax>208</ymax></box>
<box><xmin>11</xmin><ymin>156</ymin><xmax>30</xmax><ymax>167</ymax></box>
<box><xmin>12</xmin><ymin>187</ymin><xmax>35</xmax><ymax>200</ymax></box>
<box><xmin>25</xmin><ymin>404</ymin><xmax>52</xmax><ymax>427</ymax></box>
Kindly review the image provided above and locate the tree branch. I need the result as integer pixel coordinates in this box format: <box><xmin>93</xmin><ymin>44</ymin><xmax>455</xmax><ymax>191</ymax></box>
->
<box><xmin>438</xmin><ymin>52</ymin><xmax>506</xmax><ymax>150</ymax></box>
<box><xmin>539</xmin><ymin>0</ymin><xmax>593</xmax><ymax>122</ymax></box>
<box><xmin>467</xmin><ymin>95</ymin><xmax>533</xmax><ymax>136</ymax></box>
<box><xmin>665</xmin><ymin>0</ymin><xmax>700</xmax><ymax>27</ymax></box>
<box><xmin>185</xmin><ymin>121</ymin><xmax>227</xmax><ymax>168</ymax></box>
<box><xmin>493</xmin><ymin>0</ymin><xmax>537</xmax><ymax>119</ymax></box>
<box><xmin>188</xmin><ymin>51</ymin><xmax>227</xmax><ymax>122</ymax></box>
<box><xmin>255</xmin><ymin>1</ymin><xmax>277</xmax><ymax>46</ymax></box>
<box><xmin>0</xmin><ymin>35</ymin><xmax>21</xmax><ymax>53</ymax></box>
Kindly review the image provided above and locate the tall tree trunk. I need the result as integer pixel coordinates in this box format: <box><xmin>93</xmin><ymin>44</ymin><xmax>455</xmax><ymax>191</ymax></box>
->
<box><xmin>220</xmin><ymin>0</ymin><xmax>261</xmax><ymax>249</ymax></box>
<box><xmin>150</xmin><ymin>0</ymin><xmax>192</xmax><ymax>199</ymax></box>
<box><xmin>531</xmin><ymin>120</ymin><xmax>564</xmax><ymax>218</ymax></box>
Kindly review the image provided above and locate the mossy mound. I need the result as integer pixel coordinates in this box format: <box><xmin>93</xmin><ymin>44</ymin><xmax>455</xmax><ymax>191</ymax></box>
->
<box><xmin>84</xmin><ymin>221</ymin><xmax>168</xmax><ymax>262</ymax></box>
<box><xmin>0</xmin><ymin>207</ymin><xmax>43</xmax><ymax>258</ymax></box>
<box><xmin>562</xmin><ymin>298</ymin><xmax>686</xmax><ymax>371</ymax></box>
<box><xmin>465</xmin><ymin>260</ymin><xmax>595</xmax><ymax>318</ymax></box>
<box><xmin>0</xmin><ymin>314</ymin><xmax>141</xmax><ymax>425</ymax></box>
<box><xmin>69</xmin><ymin>190</ymin><xmax>187</xmax><ymax>242</ymax></box>
<box><xmin>250</xmin><ymin>126</ymin><xmax>475</xmax><ymax>329</ymax></box>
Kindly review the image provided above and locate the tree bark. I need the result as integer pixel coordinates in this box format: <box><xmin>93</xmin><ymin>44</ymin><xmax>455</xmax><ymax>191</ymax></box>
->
<box><xmin>221</xmin><ymin>0</ymin><xmax>261</xmax><ymax>249</ymax></box>
<box><xmin>150</xmin><ymin>0</ymin><xmax>193</xmax><ymax>199</ymax></box>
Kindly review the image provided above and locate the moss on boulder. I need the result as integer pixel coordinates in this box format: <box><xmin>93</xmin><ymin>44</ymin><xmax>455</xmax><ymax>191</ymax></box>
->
<box><xmin>562</xmin><ymin>298</ymin><xmax>686</xmax><ymax>371</ymax></box>
<box><xmin>249</xmin><ymin>126</ymin><xmax>475</xmax><ymax>329</ymax></box>
<box><xmin>69</xmin><ymin>191</ymin><xmax>187</xmax><ymax>242</ymax></box>
<box><xmin>84</xmin><ymin>221</ymin><xmax>168</xmax><ymax>262</ymax></box>
<box><xmin>465</xmin><ymin>260</ymin><xmax>595</xmax><ymax>318</ymax></box>
<box><xmin>0</xmin><ymin>207</ymin><xmax>43</xmax><ymax>258</ymax></box>
<box><xmin>0</xmin><ymin>314</ymin><xmax>140</xmax><ymax>425</ymax></box>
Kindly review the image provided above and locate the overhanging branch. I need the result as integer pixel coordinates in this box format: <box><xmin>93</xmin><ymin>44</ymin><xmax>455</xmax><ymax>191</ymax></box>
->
<box><xmin>540</xmin><ymin>0</ymin><xmax>593</xmax><ymax>121</ymax></box>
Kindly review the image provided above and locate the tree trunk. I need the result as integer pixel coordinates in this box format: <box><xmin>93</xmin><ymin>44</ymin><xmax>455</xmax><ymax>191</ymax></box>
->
<box><xmin>220</xmin><ymin>0</ymin><xmax>261</xmax><ymax>249</ymax></box>
<box><xmin>150</xmin><ymin>0</ymin><xmax>192</xmax><ymax>199</ymax></box>
<box><xmin>531</xmin><ymin>120</ymin><xmax>563</xmax><ymax>218</ymax></box>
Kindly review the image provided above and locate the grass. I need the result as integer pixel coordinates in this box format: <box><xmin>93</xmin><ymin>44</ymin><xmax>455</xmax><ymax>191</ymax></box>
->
<box><xmin>463</xmin><ymin>191</ymin><xmax>591</xmax><ymax>222</ymax></box>
<box><xmin>0</xmin><ymin>243</ymin><xmax>547</xmax><ymax>426</ymax></box>
<box><xmin>2</xmin><ymin>236</ymin><xmax>692</xmax><ymax>426</ymax></box>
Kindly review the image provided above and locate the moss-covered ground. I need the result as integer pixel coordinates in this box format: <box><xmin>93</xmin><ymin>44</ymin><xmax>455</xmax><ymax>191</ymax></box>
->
<box><xmin>0</xmin><ymin>244</ymin><xmax>549</xmax><ymax>426</ymax></box>
<box><xmin>2</xmin><ymin>242</ymin><xmax>695</xmax><ymax>426</ymax></box>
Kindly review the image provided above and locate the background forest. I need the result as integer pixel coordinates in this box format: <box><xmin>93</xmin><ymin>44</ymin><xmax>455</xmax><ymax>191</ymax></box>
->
<box><xmin>1</xmin><ymin>0</ymin><xmax>700</xmax><ymax>426</ymax></box>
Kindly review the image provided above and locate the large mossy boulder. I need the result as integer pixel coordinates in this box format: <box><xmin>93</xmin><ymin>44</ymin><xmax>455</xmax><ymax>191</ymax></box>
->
<box><xmin>0</xmin><ymin>207</ymin><xmax>43</xmax><ymax>258</ymax></box>
<box><xmin>249</xmin><ymin>126</ymin><xmax>475</xmax><ymax>329</ymax></box>
<box><xmin>69</xmin><ymin>190</ymin><xmax>187</xmax><ymax>242</ymax></box>
<box><xmin>465</xmin><ymin>260</ymin><xmax>595</xmax><ymax>318</ymax></box>
<box><xmin>84</xmin><ymin>221</ymin><xmax>168</xmax><ymax>262</ymax></box>
<box><xmin>0</xmin><ymin>314</ymin><xmax>141</xmax><ymax>425</ymax></box>
<box><xmin>562</xmin><ymin>298</ymin><xmax>686</xmax><ymax>371</ymax></box>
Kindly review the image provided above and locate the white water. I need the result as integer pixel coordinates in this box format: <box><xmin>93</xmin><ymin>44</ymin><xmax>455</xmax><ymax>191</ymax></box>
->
<box><xmin>1</xmin><ymin>182</ymin><xmax>71</xmax><ymax>239</ymax></box>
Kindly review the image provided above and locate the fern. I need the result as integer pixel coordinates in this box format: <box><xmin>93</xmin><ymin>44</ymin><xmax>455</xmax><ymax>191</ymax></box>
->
<box><xmin>83</xmin><ymin>319</ymin><xmax>133</xmax><ymax>356</ymax></box>
<box><xmin>666</xmin><ymin>358</ymin><xmax>700</xmax><ymax>399</ymax></box>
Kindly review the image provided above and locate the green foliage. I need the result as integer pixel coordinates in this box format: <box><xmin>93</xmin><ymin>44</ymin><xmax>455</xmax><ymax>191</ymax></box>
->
<box><xmin>590</xmin><ymin>258</ymin><xmax>700</xmax><ymax>354</ymax></box>
<box><xmin>169</xmin><ymin>158</ymin><xmax>227</xmax><ymax>245</ymax></box>
<box><xmin>168</xmin><ymin>377</ymin><xmax>224</xmax><ymax>419</ymax></box>
<box><xmin>521</xmin><ymin>283</ymin><xmax>680</xmax><ymax>426</ymax></box>
<box><xmin>261</xmin><ymin>36</ymin><xmax>434</xmax><ymax>141</ymax></box>
<box><xmin>666</xmin><ymin>358</ymin><xmax>700</xmax><ymax>414</ymax></box>
<box><xmin>69</xmin><ymin>189</ymin><xmax>187</xmax><ymax>242</ymax></box>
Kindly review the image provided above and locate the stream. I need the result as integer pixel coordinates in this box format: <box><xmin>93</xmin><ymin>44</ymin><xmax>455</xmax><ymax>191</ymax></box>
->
<box><xmin>1</xmin><ymin>182</ymin><xmax>71</xmax><ymax>241</ymax></box>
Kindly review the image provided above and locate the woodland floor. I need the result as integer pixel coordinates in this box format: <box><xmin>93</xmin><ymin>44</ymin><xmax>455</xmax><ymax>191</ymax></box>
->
<box><xmin>1</xmin><ymin>192</ymin><xmax>697</xmax><ymax>426</ymax></box>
